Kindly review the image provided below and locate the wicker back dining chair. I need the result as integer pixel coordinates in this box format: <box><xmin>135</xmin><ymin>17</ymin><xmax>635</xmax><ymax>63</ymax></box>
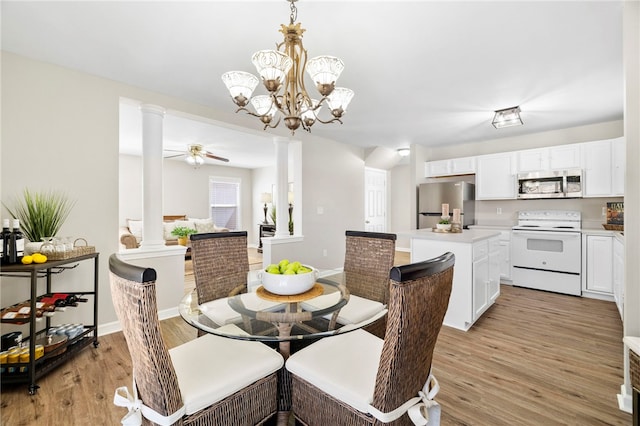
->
<box><xmin>108</xmin><ymin>254</ymin><xmax>284</xmax><ymax>426</ymax></box>
<box><xmin>286</xmin><ymin>252</ymin><xmax>455</xmax><ymax>426</ymax></box>
<box><xmin>190</xmin><ymin>231</ymin><xmax>250</xmax><ymax>303</ymax></box>
<box><xmin>341</xmin><ymin>230</ymin><xmax>397</xmax><ymax>338</ymax></box>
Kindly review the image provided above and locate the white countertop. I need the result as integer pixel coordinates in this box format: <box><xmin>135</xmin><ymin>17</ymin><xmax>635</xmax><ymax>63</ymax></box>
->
<box><xmin>399</xmin><ymin>228</ymin><xmax>501</xmax><ymax>244</ymax></box>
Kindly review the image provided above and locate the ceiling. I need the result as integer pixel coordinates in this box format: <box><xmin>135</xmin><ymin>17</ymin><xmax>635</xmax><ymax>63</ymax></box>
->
<box><xmin>1</xmin><ymin>1</ymin><xmax>624</xmax><ymax>169</ymax></box>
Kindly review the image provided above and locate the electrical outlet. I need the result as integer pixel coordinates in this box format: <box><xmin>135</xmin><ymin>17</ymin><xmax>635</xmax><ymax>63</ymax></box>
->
<box><xmin>322</xmin><ymin>249</ymin><xmax>327</xmax><ymax>257</ymax></box>
<box><xmin>602</xmin><ymin>207</ymin><xmax>607</xmax><ymax>216</ymax></box>
<box><xmin>497</xmin><ymin>207</ymin><xmax>502</xmax><ymax>215</ymax></box>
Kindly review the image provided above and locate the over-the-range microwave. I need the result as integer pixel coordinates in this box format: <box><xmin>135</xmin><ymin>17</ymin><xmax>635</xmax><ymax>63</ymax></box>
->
<box><xmin>517</xmin><ymin>169</ymin><xmax>582</xmax><ymax>199</ymax></box>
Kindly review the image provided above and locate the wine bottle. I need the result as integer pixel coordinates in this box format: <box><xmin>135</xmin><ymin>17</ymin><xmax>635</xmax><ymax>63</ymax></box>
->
<box><xmin>8</xmin><ymin>219</ymin><xmax>23</xmax><ymax>264</ymax></box>
<box><xmin>1</xmin><ymin>219</ymin><xmax>11</xmax><ymax>264</ymax></box>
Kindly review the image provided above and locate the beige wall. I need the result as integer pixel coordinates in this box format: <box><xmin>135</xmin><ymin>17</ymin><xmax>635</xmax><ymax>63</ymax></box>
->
<box><xmin>1</xmin><ymin>52</ymin><xmax>366</xmax><ymax>327</ymax></box>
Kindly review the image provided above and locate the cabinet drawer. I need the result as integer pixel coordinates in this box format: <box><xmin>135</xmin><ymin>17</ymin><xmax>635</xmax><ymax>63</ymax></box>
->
<box><xmin>473</xmin><ymin>241</ymin><xmax>489</xmax><ymax>260</ymax></box>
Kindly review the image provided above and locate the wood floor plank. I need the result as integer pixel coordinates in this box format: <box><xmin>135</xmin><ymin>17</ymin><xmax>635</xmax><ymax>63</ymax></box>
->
<box><xmin>0</xmin><ymin>251</ymin><xmax>632</xmax><ymax>425</ymax></box>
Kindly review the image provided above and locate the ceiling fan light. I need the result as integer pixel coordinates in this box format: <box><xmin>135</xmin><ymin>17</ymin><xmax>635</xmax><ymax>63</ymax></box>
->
<box><xmin>251</xmin><ymin>50</ymin><xmax>293</xmax><ymax>92</ymax></box>
<box><xmin>327</xmin><ymin>87</ymin><xmax>354</xmax><ymax>117</ymax></box>
<box><xmin>221</xmin><ymin>71</ymin><xmax>259</xmax><ymax>107</ymax></box>
<box><xmin>185</xmin><ymin>154</ymin><xmax>204</xmax><ymax>167</ymax></box>
<box><xmin>306</xmin><ymin>55</ymin><xmax>344</xmax><ymax>96</ymax></box>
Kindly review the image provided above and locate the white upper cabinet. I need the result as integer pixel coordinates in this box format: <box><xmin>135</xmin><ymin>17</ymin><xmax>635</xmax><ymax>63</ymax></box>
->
<box><xmin>425</xmin><ymin>156</ymin><xmax>476</xmax><ymax>177</ymax></box>
<box><xmin>516</xmin><ymin>144</ymin><xmax>581</xmax><ymax>173</ymax></box>
<box><xmin>611</xmin><ymin>137</ymin><xmax>625</xmax><ymax>196</ymax></box>
<box><xmin>549</xmin><ymin>144</ymin><xmax>582</xmax><ymax>170</ymax></box>
<box><xmin>581</xmin><ymin>137</ymin><xmax>624</xmax><ymax>197</ymax></box>
<box><xmin>476</xmin><ymin>152</ymin><xmax>516</xmax><ymax>200</ymax></box>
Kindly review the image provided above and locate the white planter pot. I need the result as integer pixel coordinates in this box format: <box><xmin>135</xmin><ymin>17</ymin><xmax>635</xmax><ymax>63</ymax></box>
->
<box><xmin>436</xmin><ymin>223</ymin><xmax>452</xmax><ymax>231</ymax></box>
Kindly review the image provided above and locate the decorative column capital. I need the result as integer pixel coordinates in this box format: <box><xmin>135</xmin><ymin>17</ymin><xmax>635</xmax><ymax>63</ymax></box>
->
<box><xmin>140</xmin><ymin>104</ymin><xmax>166</xmax><ymax>117</ymax></box>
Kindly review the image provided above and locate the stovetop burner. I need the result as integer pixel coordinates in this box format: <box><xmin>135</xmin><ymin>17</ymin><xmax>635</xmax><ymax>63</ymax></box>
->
<box><xmin>513</xmin><ymin>210</ymin><xmax>581</xmax><ymax>232</ymax></box>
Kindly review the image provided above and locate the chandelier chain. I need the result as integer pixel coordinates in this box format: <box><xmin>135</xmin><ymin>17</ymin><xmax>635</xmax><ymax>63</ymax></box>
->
<box><xmin>289</xmin><ymin>0</ymin><xmax>297</xmax><ymax>25</ymax></box>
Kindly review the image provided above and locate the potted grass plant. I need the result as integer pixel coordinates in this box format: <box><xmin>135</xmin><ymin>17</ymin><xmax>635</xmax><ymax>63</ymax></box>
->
<box><xmin>3</xmin><ymin>188</ymin><xmax>76</xmax><ymax>253</ymax></box>
<box><xmin>171</xmin><ymin>226</ymin><xmax>197</xmax><ymax>246</ymax></box>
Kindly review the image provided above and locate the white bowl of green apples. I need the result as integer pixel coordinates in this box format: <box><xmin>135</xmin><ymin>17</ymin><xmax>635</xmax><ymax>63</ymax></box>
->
<box><xmin>259</xmin><ymin>259</ymin><xmax>318</xmax><ymax>295</ymax></box>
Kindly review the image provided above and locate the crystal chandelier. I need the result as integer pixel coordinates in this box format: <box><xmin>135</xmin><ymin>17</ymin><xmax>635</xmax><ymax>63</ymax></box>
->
<box><xmin>222</xmin><ymin>0</ymin><xmax>354</xmax><ymax>135</ymax></box>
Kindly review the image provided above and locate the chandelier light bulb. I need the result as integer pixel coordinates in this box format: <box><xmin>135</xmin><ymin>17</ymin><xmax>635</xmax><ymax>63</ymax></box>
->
<box><xmin>221</xmin><ymin>71</ymin><xmax>259</xmax><ymax>107</ymax></box>
<box><xmin>252</xmin><ymin>50</ymin><xmax>293</xmax><ymax>93</ymax></box>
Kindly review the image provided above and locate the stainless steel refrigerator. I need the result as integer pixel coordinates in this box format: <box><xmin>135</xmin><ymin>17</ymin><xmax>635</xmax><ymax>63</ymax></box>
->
<box><xmin>418</xmin><ymin>181</ymin><xmax>475</xmax><ymax>229</ymax></box>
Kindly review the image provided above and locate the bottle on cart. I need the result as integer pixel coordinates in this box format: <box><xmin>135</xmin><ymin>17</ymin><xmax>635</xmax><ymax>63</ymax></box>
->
<box><xmin>8</xmin><ymin>219</ymin><xmax>23</xmax><ymax>264</ymax></box>
<box><xmin>1</xmin><ymin>219</ymin><xmax>11</xmax><ymax>264</ymax></box>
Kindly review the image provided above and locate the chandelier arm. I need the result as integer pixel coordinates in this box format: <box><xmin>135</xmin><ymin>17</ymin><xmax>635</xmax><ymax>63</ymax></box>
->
<box><xmin>312</xmin><ymin>116</ymin><xmax>344</xmax><ymax>125</ymax></box>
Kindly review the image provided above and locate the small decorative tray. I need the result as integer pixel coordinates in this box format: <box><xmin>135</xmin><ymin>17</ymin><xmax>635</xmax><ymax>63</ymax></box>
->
<box><xmin>432</xmin><ymin>227</ymin><xmax>462</xmax><ymax>234</ymax></box>
<box><xmin>256</xmin><ymin>283</ymin><xmax>324</xmax><ymax>303</ymax></box>
<box><xmin>602</xmin><ymin>224</ymin><xmax>623</xmax><ymax>231</ymax></box>
<box><xmin>41</xmin><ymin>238</ymin><xmax>96</xmax><ymax>261</ymax></box>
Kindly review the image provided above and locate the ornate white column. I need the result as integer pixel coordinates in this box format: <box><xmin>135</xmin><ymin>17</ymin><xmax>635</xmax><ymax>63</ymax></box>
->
<box><xmin>139</xmin><ymin>104</ymin><xmax>166</xmax><ymax>249</ymax></box>
<box><xmin>273</xmin><ymin>137</ymin><xmax>290</xmax><ymax>238</ymax></box>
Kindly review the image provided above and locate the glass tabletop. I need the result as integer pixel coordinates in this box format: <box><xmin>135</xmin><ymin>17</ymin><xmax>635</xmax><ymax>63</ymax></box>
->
<box><xmin>178</xmin><ymin>271</ymin><xmax>384</xmax><ymax>343</ymax></box>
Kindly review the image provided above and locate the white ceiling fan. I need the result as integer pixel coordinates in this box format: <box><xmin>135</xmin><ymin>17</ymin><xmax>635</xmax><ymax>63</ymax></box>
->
<box><xmin>164</xmin><ymin>143</ymin><xmax>229</xmax><ymax>167</ymax></box>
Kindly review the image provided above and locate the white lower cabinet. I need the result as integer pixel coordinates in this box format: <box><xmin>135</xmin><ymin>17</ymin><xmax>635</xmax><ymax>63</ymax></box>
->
<box><xmin>473</xmin><ymin>237</ymin><xmax>501</xmax><ymax>322</ymax></box>
<box><xmin>582</xmin><ymin>234</ymin><xmax>614</xmax><ymax>297</ymax></box>
<box><xmin>612</xmin><ymin>236</ymin><xmax>624</xmax><ymax>319</ymax></box>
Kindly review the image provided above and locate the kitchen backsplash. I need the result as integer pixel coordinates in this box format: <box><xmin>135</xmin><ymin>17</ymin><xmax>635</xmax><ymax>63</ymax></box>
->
<box><xmin>475</xmin><ymin>197</ymin><xmax>624</xmax><ymax>229</ymax></box>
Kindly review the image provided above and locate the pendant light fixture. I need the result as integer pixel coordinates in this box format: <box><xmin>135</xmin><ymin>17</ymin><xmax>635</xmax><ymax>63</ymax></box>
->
<box><xmin>222</xmin><ymin>0</ymin><xmax>354</xmax><ymax>135</ymax></box>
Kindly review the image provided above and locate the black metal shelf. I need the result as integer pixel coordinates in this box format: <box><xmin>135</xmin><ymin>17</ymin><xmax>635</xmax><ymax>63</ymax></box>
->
<box><xmin>0</xmin><ymin>253</ymin><xmax>99</xmax><ymax>394</ymax></box>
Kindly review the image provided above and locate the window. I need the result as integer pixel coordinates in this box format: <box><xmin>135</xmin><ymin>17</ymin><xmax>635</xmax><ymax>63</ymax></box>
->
<box><xmin>209</xmin><ymin>177</ymin><xmax>241</xmax><ymax>230</ymax></box>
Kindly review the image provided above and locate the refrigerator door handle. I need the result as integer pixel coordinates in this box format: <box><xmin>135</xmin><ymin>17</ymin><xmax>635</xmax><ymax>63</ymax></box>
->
<box><xmin>419</xmin><ymin>212</ymin><xmax>443</xmax><ymax>216</ymax></box>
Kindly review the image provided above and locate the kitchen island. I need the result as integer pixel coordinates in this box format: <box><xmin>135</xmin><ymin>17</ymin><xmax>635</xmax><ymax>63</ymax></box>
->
<box><xmin>401</xmin><ymin>228</ymin><xmax>501</xmax><ymax>331</ymax></box>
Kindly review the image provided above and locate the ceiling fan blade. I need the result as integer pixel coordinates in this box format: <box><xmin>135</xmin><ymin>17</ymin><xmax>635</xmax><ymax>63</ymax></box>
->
<box><xmin>204</xmin><ymin>151</ymin><xmax>230</xmax><ymax>162</ymax></box>
<box><xmin>164</xmin><ymin>154</ymin><xmax>184</xmax><ymax>159</ymax></box>
<box><xmin>164</xmin><ymin>149</ymin><xmax>184</xmax><ymax>153</ymax></box>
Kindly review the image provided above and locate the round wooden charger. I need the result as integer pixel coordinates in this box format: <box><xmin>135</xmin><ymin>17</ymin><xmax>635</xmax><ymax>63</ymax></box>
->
<box><xmin>256</xmin><ymin>283</ymin><xmax>324</xmax><ymax>302</ymax></box>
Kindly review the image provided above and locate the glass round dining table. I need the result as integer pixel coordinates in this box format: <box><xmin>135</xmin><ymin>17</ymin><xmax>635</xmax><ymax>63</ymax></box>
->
<box><xmin>178</xmin><ymin>274</ymin><xmax>386</xmax><ymax>358</ymax></box>
<box><xmin>178</xmin><ymin>271</ymin><xmax>388</xmax><ymax>425</ymax></box>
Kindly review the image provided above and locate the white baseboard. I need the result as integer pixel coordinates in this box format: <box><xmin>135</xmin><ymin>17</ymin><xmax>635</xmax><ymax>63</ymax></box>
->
<box><xmin>617</xmin><ymin>384</ymin><xmax>633</xmax><ymax>413</ymax></box>
<box><xmin>97</xmin><ymin>307</ymin><xmax>179</xmax><ymax>336</ymax></box>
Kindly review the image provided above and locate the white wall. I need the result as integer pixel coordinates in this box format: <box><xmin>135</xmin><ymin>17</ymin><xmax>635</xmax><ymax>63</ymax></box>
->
<box><xmin>389</xmin><ymin>164</ymin><xmax>412</xmax><ymax>250</ymax></box>
<box><xmin>0</xmin><ymin>51</ymin><xmax>367</xmax><ymax>328</ymax></box>
<box><xmin>119</xmin><ymin>153</ymin><xmax>254</xmax><ymax>233</ymax></box>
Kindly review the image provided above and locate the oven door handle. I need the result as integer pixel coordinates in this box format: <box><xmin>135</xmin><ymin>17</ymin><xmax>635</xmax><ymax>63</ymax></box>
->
<box><xmin>511</xmin><ymin>230</ymin><xmax>581</xmax><ymax>238</ymax></box>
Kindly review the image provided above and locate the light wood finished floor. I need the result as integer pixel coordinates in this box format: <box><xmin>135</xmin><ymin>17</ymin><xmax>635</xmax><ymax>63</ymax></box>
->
<box><xmin>1</xmin><ymin>250</ymin><xmax>631</xmax><ymax>425</ymax></box>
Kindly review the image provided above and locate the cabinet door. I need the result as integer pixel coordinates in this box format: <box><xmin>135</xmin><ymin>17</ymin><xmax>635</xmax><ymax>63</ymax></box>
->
<box><xmin>549</xmin><ymin>144</ymin><xmax>581</xmax><ymax>170</ymax></box>
<box><xmin>517</xmin><ymin>148</ymin><xmax>548</xmax><ymax>172</ymax></box>
<box><xmin>585</xmin><ymin>235</ymin><xmax>613</xmax><ymax>293</ymax></box>
<box><xmin>498</xmin><ymin>241</ymin><xmax>511</xmax><ymax>280</ymax></box>
<box><xmin>476</xmin><ymin>153</ymin><xmax>516</xmax><ymax>200</ymax></box>
<box><xmin>473</xmin><ymin>257</ymin><xmax>489</xmax><ymax>320</ymax></box>
<box><xmin>582</xmin><ymin>140</ymin><xmax>613</xmax><ymax>197</ymax></box>
<box><xmin>450</xmin><ymin>156</ymin><xmax>476</xmax><ymax>175</ymax></box>
<box><xmin>611</xmin><ymin>137</ymin><xmax>625</xmax><ymax>196</ymax></box>
<box><xmin>488</xmin><ymin>248</ymin><xmax>501</xmax><ymax>302</ymax></box>
<box><xmin>612</xmin><ymin>238</ymin><xmax>624</xmax><ymax>319</ymax></box>
<box><xmin>425</xmin><ymin>160</ymin><xmax>450</xmax><ymax>177</ymax></box>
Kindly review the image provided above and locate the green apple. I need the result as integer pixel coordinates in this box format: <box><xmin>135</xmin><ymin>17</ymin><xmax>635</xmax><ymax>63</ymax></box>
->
<box><xmin>283</xmin><ymin>269</ymin><xmax>296</xmax><ymax>275</ymax></box>
<box><xmin>266</xmin><ymin>266</ymin><xmax>281</xmax><ymax>274</ymax></box>
<box><xmin>297</xmin><ymin>266</ymin><xmax>311</xmax><ymax>274</ymax></box>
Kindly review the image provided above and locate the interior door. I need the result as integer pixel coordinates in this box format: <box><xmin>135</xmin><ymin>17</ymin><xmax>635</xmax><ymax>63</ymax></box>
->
<box><xmin>364</xmin><ymin>168</ymin><xmax>387</xmax><ymax>232</ymax></box>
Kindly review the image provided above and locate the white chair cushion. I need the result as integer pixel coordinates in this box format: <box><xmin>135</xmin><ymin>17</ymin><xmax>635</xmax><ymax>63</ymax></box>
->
<box><xmin>200</xmin><ymin>295</ymin><xmax>284</xmax><ymax>326</ymax></box>
<box><xmin>200</xmin><ymin>299</ymin><xmax>242</xmax><ymax>325</ymax></box>
<box><xmin>285</xmin><ymin>328</ymin><xmax>383</xmax><ymax>413</ymax></box>
<box><xmin>303</xmin><ymin>294</ymin><xmax>385</xmax><ymax>325</ymax></box>
<box><xmin>169</xmin><ymin>331</ymin><xmax>284</xmax><ymax>415</ymax></box>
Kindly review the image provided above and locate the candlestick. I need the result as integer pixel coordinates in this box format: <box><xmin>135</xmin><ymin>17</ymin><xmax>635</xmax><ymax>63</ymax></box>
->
<box><xmin>441</xmin><ymin>203</ymin><xmax>449</xmax><ymax>218</ymax></box>
<box><xmin>453</xmin><ymin>208</ymin><xmax>461</xmax><ymax>223</ymax></box>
